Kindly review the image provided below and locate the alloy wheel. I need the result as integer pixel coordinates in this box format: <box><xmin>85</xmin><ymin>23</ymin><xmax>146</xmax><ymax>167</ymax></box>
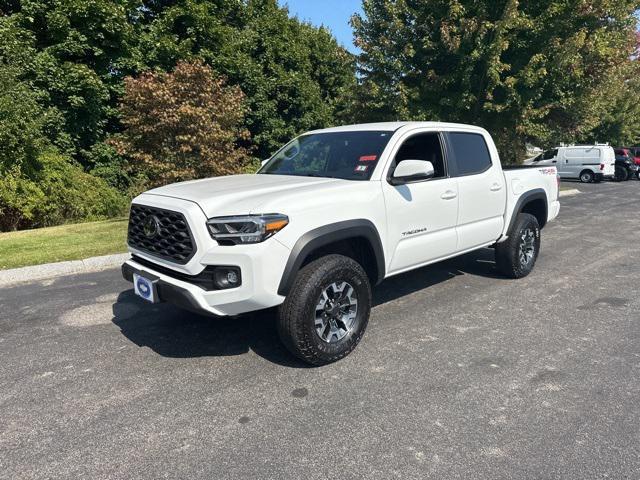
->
<box><xmin>518</xmin><ymin>228</ymin><xmax>536</xmax><ymax>267</ymax></box>
<box><xmin>314</xmin><ymin>281</ymin><xmax>358</xmax><ymax>343</ymax></box>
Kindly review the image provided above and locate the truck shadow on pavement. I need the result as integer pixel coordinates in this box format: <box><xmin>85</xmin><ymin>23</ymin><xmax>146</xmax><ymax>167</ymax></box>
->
<box><xmin>111</xmin><ymin>248</ymin><xmax>501</xmax><ymax>367</ymax></box>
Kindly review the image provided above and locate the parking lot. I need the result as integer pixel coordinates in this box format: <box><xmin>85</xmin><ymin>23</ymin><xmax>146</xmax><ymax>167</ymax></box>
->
<box><xmin>1</xmin><ymin>180</ymin><xmax>639</xmax><ymax>480</ymax></box>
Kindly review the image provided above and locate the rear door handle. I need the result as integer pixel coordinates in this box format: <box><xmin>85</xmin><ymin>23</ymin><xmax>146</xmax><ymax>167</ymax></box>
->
<box><xmin>490</xmin><ymin>183</ymin><xmax>503</xmax><ymax>191</ymax></box>
<box><xmin>441</xmin><ymin>190</ymin><xmax>457</xmax><ymax>200</ymax></box>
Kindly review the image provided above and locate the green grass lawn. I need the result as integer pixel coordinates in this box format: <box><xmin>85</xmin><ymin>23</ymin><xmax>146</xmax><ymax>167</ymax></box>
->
<box><xmin>0</xmin><ymin>218</ymin><xmax>128</xmax><ymax>270</ymax></box>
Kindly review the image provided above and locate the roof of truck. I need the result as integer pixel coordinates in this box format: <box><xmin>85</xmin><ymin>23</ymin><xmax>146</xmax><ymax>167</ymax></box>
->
<box><xmin>308</xmin><ymin>121</ymin><xmax>485</xmax><ymax>134</ymax></box>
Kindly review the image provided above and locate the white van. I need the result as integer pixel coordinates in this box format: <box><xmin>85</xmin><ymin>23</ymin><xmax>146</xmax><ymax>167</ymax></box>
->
<box><xmin>530</xmin><ymin>145</ymin><xmax>615</xmax><ymax>183</ymax></box>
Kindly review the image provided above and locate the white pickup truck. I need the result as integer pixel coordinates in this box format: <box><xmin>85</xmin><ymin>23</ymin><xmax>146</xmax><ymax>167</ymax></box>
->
<box><xmin>122</xmin><ymin>122</ymin><xmax>560</xmax><ymax>365</ymax></box>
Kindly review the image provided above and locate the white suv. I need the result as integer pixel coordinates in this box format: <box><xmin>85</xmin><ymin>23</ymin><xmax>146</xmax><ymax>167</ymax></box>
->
<box><xmin>122</xmin><ymin>122</ymin><xmax>560</xmax><ymax>364</ymax></box>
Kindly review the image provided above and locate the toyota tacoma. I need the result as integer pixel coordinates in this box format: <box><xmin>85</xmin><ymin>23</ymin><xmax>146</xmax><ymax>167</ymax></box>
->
<box><xmin>122</xmin><ymin>122</ymin><xmax>560</xmax><ymax>365</ymax></box>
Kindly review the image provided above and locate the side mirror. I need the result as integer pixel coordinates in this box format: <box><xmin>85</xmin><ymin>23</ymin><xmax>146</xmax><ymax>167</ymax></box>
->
<box><xmin>391</xmin><ymin>160</ymin><xmax>435</xmax><ymax>185</ymax></box>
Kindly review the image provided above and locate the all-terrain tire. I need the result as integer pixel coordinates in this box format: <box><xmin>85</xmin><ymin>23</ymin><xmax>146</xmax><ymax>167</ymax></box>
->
<box><xmin>495</xmin><ymin>213</ymin><xmax>541</xmax><ymax>279</ymax></box>
<box><xmin>277</xmin><ymin>254</ymin><xmax>372</xmax><ymax>366</ymax></box>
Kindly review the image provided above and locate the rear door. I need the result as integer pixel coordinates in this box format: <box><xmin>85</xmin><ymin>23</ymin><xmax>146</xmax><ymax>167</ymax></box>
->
<box><xmin>583</xmin><ymin>147</ymin><xmax>602</xmax><ymax>175</ymax></box>
<box><xmin>445</xmin><ymin>131</ymin><xmax>506</xmax><ymax>251</ymax></box>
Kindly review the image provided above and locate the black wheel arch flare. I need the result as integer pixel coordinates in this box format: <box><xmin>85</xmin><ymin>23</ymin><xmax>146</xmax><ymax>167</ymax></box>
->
<box><xmin>507</xmin><ymin>188</ymin><xmax>548</xmax><ymax>234</ymax></box>
<box><xmin>277</xmin><ymin>219</ymin><xmax>386</xmax><ymax>297</ymax></box>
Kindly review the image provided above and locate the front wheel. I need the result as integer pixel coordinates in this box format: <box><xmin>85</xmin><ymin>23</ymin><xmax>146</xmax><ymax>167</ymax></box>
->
<box><xmin>277</xmin><ymin>254</ymin><xmax>372</xmax><ymax>365</ymax></box>
<box><xmin>636</xmin><ymin>171</ymin><xmax>640</xmax><ymax>181</ymax></box>
<box><xmin>495</xmin><ymin>213</ymin><xmax>541</xmax><ymax>279</ymax></box>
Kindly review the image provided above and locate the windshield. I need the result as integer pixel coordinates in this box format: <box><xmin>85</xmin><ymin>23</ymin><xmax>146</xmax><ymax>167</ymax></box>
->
<box><xmin>258</xmin><ymin>131</ymin><xmax>393</xmax><ymax>180</ymax></box>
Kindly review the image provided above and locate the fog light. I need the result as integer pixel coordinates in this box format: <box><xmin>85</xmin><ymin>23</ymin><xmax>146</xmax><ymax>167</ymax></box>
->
<box><xmin>226</xmin><ymin>270</ymin><xmax>238</xmax><ymax>284</ymax></box>
<box><xmin>213</xmin><ymin>267</ymin><xmax>241</xmax><ymax>289</ymax></box>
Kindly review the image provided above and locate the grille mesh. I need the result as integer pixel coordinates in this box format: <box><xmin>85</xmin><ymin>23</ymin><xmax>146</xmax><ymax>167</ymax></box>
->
<box><xmin>127</xmin><ymin>204</ymin><xmax>195</xmax><ymax>264</ymax></box>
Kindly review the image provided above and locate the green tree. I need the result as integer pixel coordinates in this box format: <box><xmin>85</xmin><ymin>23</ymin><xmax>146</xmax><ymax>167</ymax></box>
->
<box><xmin>584</xmin><ymin>71</ymin><xmax>640</xmax><ymax>146</ymax></box>
<box><xmin>0</xmin><ymin>0</ymin><xmax>140</xmax><ymax>161</ymax></box>
<box><xmin>585</xmin><ymin>32</ymin><xmax>640</xmax><ymax>146</ymax></box>
<box><xmin>111</xmin><ymin>60</ymin><xmax>251</xmax><ymax>186</ymax></box>
<box><xmin>138</xmin><ymin>0</ymin><xmax>356</xmax><ymax>158</ymax></box>
<box><xmin>352</xmin><ymin>0</ymin><xmax>640</xmax><ymax>162</ymax></box>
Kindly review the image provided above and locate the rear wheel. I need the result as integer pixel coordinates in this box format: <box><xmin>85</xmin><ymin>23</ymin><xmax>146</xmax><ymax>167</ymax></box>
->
<box><xmin>495</xmin><ymin>213</ymin><xmax>541</xmax><ymax>279</ymax></box>
<box><xmin>579</xmin><ymin>170</ymin><xmax>594</xmax><ymax>183</ymax></box>
<box><xmin>614</xmin><ymin>165</ymin><xmax>629</xmax><ymax>182</ymax></box>
<box><xmin>277</xmin><ymin>254</ymin><xmax>372</xmax><ymax>365</ymax></box>
<box><xmin>636</xmin><ymin>171</ymin><xmax>640</xmax><ymax>181</ymax></box>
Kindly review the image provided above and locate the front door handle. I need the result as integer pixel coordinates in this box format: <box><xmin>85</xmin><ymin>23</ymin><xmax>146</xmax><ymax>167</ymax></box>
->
<box><xmin>490</xmin><ymin>183</ymin><xmax>503</xmax><ymax>191</ymax></box>
<box><xmin>441</xmin><ymin>190</ymin><xmax>457</xmax><ymax>200</ymax></box>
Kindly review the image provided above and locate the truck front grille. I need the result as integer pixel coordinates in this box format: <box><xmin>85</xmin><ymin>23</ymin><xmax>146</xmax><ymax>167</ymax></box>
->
<box><xmin>127</xmin><ymin>204</ymin><xmax>196</xmax><ymax>264</ymax></box>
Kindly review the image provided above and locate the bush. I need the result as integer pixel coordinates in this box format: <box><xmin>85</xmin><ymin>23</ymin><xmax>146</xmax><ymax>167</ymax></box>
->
<box><xmin>0</xmin><ymin>66</ymin><xmax>127</xmax><ymax>231</ymax></box>
<box><xmin>0</xmin><ymin>150</ymin><xmax>127</xmax><ymax>231</ymax></box>
<box><xmin>85</xmin><ymin>142</ymin><xmax>138</xmax><ymax>191</ymax></box>
<box><xmin>0</xmin><ymin>165</ymin><xmax>45</xmax><ymax>231</ymax></box>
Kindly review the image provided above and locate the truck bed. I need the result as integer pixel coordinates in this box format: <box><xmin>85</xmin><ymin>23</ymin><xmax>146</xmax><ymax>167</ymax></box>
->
<box><xmin>500</xmin><ymin>164</ymin><xmax>559</xmax><ymax>237</ymax></box>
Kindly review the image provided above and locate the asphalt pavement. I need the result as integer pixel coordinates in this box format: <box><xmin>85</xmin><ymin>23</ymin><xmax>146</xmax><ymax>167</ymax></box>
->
<box><xmin>1</xmin><ymin>180</ymin><xmax>639</xmax><ymax>479</ymax></box>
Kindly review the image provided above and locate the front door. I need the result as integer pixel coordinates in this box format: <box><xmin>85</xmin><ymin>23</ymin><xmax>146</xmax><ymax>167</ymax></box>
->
<box><xmin>382</xmin><ymin>131</ymin><xmax>459</xmax><ymax>274</ymax></box>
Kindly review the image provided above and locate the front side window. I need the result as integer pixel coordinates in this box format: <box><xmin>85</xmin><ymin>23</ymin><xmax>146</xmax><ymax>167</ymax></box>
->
<box><xmin>542</xmin><ymin>149</ymin><xmax>558</xmax><ymax>160</ymax></box>
<box><xmin>391</xmin><ymin>132</ymin><xmax>446</xmax><ymax>179</ymax></box>
<box><xmin>447</xmin><ymin>132</ymin><xmax>492</xmax><ymax>176</ymax></box>
<box><xmin>259</xmin><ymin>131</ymin><xmax>392</xmax><ymax>181</ymax></box>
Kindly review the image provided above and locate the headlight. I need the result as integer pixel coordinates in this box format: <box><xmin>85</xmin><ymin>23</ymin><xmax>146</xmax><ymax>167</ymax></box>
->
<box><xmin>207</xmin><ymin>214</ymin><xmax>289</xmax><ymax>245</ymax></box>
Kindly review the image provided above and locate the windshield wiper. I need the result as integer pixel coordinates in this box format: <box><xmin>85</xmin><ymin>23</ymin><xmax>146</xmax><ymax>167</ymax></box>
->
<box><xmin>303</xmin><ymin>172</ymin><xmax>336</xmax><ymax>179</ymax></box>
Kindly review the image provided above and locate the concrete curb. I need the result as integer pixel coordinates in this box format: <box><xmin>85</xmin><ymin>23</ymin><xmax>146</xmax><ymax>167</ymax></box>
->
<box><xmin>0</xmin><ymin>253</ymin><xmax>130</xmax><ymax>287</ymax></box>
<box><xmin>559</xmin><ymin>189</ymin><xmax>580</xmax><ymax>197</ymax></box>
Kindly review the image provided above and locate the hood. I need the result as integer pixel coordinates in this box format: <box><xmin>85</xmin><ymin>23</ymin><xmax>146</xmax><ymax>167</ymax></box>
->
<box><xmin>144</xmin><ymin>174</ymin><xmax>343</xmax><ymax>217</ymax></box>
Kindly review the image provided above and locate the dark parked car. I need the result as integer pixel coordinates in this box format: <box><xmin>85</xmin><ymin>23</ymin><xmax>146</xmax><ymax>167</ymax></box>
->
<box><xmin>613</xmin><ymin>148</ymin><xmax>639</xmax><ymax>181</ymax></box>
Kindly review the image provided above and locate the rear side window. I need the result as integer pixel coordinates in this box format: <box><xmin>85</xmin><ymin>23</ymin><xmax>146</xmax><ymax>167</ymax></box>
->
<box><xmin>447</xmin><ymin>132</ymin><xmax>492</xmax><ymax>176</ymax></box>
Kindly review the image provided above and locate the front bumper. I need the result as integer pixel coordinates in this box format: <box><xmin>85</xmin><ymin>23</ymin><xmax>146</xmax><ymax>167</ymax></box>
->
<box><xmin>122</xmin><ymin>240</ymin><xmax>289</xmax><ymax>316</ymax></box>
<box><xmin>123</xmin><ymin>194</ymin><xmax>291</xmax><ymax>316</ymax></box>
<box><xmin>122</xmin><ymin>262</ymin><xmax>210</xmax><ymax>315</ymax></box>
